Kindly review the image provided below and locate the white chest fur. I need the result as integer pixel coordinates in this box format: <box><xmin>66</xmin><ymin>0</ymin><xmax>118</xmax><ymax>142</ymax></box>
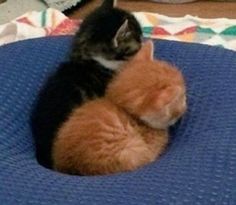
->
<box><xmin>93</xmin><ymin>56</ymin><xmax>124</xmax><ymax>70</ymax></box>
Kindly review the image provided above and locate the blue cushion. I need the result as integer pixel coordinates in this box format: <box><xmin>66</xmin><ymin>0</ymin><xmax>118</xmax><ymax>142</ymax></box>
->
<box><xmin>0</xmin><ymin>36</ymin><xmax>235</xmax><ymax>205</ymax></box>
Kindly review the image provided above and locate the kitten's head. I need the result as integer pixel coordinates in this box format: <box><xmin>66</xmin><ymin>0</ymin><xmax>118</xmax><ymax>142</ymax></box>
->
<box><xmin>71</xmin><ymin>0</ymin><xmax>142</xmax><ymax>70</ymax></box>
<box><xmin>107</xmin><ymin>41</ymin><xmax>187</xmax><ymax>129</ymax></box>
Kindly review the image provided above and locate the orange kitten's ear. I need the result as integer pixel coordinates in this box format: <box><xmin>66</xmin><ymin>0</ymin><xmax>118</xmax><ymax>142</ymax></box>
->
<box><xmin>145</xmin><ymin>40</ymin><xmax>154</xmax><ymax>60</ymax></box>
<box><xmin>133</xmin><ymin>40</ymin><xmax>154</xmax><ymax>61</ymax></box>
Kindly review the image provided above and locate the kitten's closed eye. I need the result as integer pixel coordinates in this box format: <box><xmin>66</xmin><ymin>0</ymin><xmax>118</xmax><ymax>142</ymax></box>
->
<box><xmin>115</xmin><ymin>49</ymin><xmax>136</xmax><ymax>60</ymax></box>
<box><xmin>124</xmin><ymin>46</ymin><xmax>139</xmax><ymax>57</ymax></box>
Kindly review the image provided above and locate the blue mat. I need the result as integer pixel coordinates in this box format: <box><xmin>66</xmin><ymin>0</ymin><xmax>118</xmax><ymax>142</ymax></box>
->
<box><xmin>0</xmin><ymin>36</ymin><xmax>236</xmax><ymax>205</ymax></box>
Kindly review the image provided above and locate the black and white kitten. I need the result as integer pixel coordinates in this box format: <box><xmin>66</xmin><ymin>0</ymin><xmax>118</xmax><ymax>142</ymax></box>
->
<box><xmin>31</xmin><ymin>0</ymin><xmax>142</xmax><ymax>169</ymax></box>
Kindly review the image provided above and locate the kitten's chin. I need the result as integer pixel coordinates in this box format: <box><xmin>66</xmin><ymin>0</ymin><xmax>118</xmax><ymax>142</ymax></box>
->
<box><xmin>92</xmin><ymin>56</ymin><xmax>124</xmax><ymax>71</ymax></box>
<box><xmin>167</xmin><ymin>118</ymin><xmax>178</xmax><ymax>127</ymax></box>
<box><xmin>140</xmin><ymin>116</ymin><xmax>169</xmax><ymax>130</ymax></box>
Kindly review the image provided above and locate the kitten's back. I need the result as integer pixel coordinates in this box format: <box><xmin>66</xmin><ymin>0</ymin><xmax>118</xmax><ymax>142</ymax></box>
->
<box><xmin>52</xmin><ymin>99</ymin><xmax>159</xmax><ymax>175</ymax></box>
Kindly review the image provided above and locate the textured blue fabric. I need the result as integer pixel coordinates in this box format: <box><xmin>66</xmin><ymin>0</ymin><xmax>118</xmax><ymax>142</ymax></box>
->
<box><xmin>0</xmin><ymin>36</ymin><xmax>236</xmax><ymax>205</ymax></box>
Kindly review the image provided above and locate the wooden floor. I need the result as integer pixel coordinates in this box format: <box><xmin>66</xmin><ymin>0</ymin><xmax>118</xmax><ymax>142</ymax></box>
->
<box><xmin>68</xmin><ymin>0</ymin><xmax>236</xmax><ymax>20</ymax></box>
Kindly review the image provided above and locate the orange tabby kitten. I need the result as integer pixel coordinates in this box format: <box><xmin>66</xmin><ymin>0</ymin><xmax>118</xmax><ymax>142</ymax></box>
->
<box><xmin>52</xmin><ymin>41</ymin><xmax>187</xmax><ymax>175</ymax></box>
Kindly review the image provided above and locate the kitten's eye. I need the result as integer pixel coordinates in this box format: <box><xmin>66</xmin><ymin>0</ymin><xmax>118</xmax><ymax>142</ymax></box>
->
<box><xmin>124</xmin><ymin>47</ymin><xmax>130</xmax><ymax>53</ymax></box>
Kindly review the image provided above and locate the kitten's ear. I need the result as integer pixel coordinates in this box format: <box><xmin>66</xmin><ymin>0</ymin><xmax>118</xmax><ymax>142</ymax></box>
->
<box><xmin>133</xmin><ymin>40</ymin><xmax>154</xmax><ymax>61</ymax></box>
<box><xmin>113</xmin><ymin>19</ymin><xmax>129</xmax><ymax>48</ymax></box>
<box><xmin>101</xmin><ymin>0</ymin><xmax>117</xmax><ymax>8</ymax></box>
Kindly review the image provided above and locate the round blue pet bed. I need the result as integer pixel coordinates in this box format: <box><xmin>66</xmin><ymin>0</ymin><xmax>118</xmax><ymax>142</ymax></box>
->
<box><xmin>0</xmin><ymin>36</ymin><xmax>235</xmax><ymax>204</ymax></box>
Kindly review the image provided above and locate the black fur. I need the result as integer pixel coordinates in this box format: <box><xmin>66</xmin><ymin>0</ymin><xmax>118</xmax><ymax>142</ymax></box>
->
<box><xmin>31</xmin><ymin>61</ymin><xmax>114</xmax><ymax>168</ymax></box>
<box><xmin>70</xmin><ymin>5</ymin><xmax>142</xmax><ymax>60</ymax></box>
<box><xmin>31</xmin><ymin>0</ymin><xmax>142</xmax><ymax>169</ymax></box>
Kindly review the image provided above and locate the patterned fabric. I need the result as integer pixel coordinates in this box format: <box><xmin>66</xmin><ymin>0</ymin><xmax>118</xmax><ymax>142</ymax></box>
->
<box><xmin>0</xmin><ymin>8</ymin><xmax>236</xmax><ymax>50</ymax></box>
<box><xmin>134</xmin><ymin>12</ymin><xmax>236</xmax><ymax>51</ymax></box>
<box><xmin>43</xmin><ymin>0</ymin><xmax>82</xmax><ymax>11</ymax></box>
<box><xmin>0</xmin><ymin>36</ymin><xmax>236</xmax><ymax>205</ymax></box>
<box><xmin>0</xmin><ymin>8</ymin><xmax>80</xmax><ymax>46</ymax></box>
<box><xmin>1</xmin><ymin>9</ymin><xmax>236</xmax><ymax>52</ymax></box>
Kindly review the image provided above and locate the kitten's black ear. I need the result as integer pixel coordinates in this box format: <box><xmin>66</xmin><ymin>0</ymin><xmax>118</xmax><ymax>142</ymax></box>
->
<box><xmin>113</xmin><ymin>19</ymin><xmax>129</xmax><ymax>48</ymax></box>
<box><xmin>101</xmin><ymin>0</ymin><xmax>117</xmax><ymax>8</ymax></box>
